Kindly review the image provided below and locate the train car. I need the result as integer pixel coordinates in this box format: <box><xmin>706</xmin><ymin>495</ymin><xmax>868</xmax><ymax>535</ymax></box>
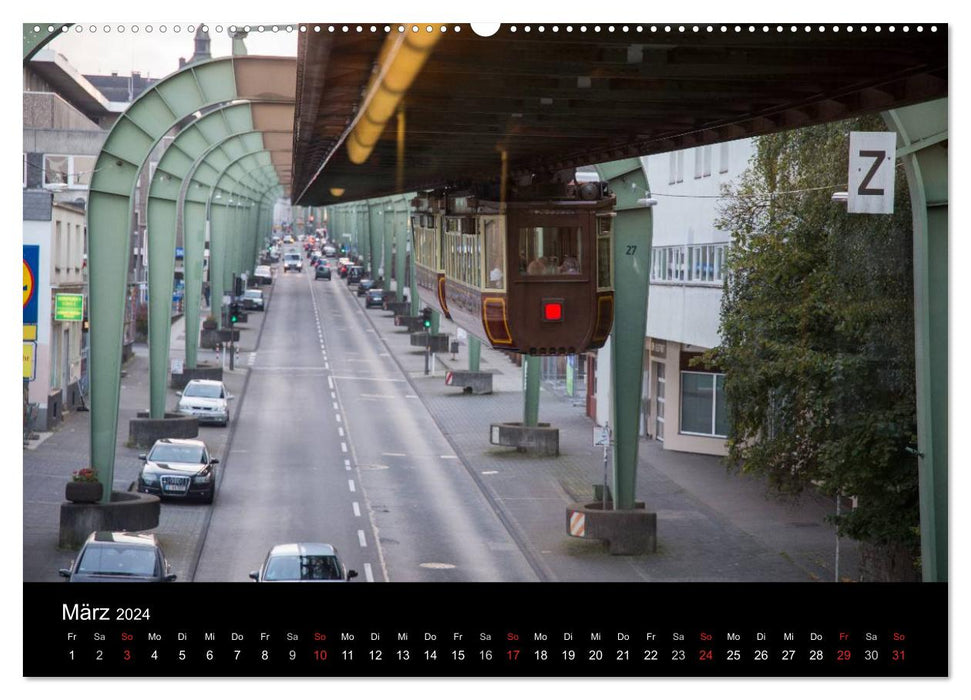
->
<box><xmin>410</xmin><ymin>191</ymin><xmax>450</xmax><ymax>319</ymax></box>
<box><xmin>412</xmin><ymin>180</ymin><xmax>615</xmax><ymax>356</ymax></box>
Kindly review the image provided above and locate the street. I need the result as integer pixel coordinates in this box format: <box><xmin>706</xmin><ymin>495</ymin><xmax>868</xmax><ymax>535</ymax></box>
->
<box><xmin>193</xmin><ymin>251</ymin><xmax>539</xmax><ymax>582</ymax></box>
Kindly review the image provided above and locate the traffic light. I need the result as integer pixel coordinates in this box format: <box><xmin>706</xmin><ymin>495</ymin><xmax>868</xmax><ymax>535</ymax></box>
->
<box><xmin>229</xmin><ymin>302</ymin><xmax>240</xmax><ymax>326</ymax></box>
<box><xmin>421</xmin><ymin>307</ymin><xmax>432</xmax><ymax>329</ymax></box>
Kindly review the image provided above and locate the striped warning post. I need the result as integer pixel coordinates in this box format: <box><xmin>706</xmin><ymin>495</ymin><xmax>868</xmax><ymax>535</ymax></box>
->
<box><xmin>445</xmin><ymin>371</ymin><xmax>454</xmax><ymax>386</ymax></box>
<box><xmin>569</xmin><ymin>511</ymin><xmax>586</xmax><ymax>538</ymax></box>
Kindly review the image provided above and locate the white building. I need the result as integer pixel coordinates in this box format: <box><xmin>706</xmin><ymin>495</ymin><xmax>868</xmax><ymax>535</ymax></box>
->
<box><xmin>24</xmin><ymin>195</ymin><xmax>87</xmax><ymax>429</ymax></box>
<box><xmin>595</xmin><ymin>138</ymin><xmax>755</xmax><ymax>456</ymax></box>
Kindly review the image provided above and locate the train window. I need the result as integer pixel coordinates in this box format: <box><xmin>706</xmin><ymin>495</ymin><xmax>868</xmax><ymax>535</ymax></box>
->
<box><xmin>519</xmin><ymin>227</ymin><xmax>582</xmax><ymax>276</ymax></box>
<box><xmin>483</xmin><ymin>218</ymin><xmax>505</xmax><ymax>289</ymax></box>
<box><xmin>597</xmin><ymin>216</ymin><xmax>612</xmax><ymax>290</ymax></box>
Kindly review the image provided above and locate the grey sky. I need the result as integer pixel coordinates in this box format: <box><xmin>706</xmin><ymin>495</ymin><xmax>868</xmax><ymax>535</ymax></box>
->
<box><xmin>45</xmin><ymin>24</ymin><xmax>298</xmax><ymax>79</ymax></box>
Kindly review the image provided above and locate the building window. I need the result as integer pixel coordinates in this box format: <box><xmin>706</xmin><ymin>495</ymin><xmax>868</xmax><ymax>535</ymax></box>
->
<box><xmin>675</xmin><ymin>151</ymin><xmax>684</xmax><ymax>183</ymax></box>
<box><xmin>43</xmin><ymin>154</ymin><xmax>96</xmax><ymax>188</ymax></box>
<box><xmin>703</xmin><ymin>145</ymin><xmax>712</xmax><ymax>177</ymax></box>
<box><xmin>719</xmin><ymin>142</ymin><xmax>730</xmax><ymax>174</ymax></box>
<box><xmin>694</xmin><ymin>148</ymin><xmax>703</xmax><ymax>179</ymax></box>
<box><xmin>680</xmin><ymin>371</ymin><xmax>728</xmax><ymax>437</ymax></box>
<box><xmin>651</xmin><ymin>243</ymin><xmax>728</xmax><ymax>285</ymax></box>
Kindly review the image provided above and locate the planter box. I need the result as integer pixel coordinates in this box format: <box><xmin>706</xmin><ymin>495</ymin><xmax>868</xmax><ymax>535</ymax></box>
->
<box><xmin>65</xmin><ymin>481</ymin><xmax>103</xmax><ymax>504</ymax></box>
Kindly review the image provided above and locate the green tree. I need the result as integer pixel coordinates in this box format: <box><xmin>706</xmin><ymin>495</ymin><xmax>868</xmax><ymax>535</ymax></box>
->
<box><xmin>709</xmin><ymin>116</ymin><xmax>919</xmax><ymax>579</ymax></box>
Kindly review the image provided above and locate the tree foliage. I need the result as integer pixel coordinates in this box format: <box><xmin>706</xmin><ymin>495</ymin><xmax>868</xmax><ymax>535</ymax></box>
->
<box><xmin>709</xmin><ymin>116</ymin><xmax>918</xmax><ymax>555</ymax></box>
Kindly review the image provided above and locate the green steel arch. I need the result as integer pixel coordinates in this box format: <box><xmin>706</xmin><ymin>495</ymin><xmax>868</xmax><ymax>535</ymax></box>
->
<box><xmin>147</xmin><ymin>103</ymin><xmax>289</xmax><ymax>416</ymax></box>
<box><xmin>86</xmin><ymin>55</ymin><xmax>295</xmax><ymax>497</ymax></box>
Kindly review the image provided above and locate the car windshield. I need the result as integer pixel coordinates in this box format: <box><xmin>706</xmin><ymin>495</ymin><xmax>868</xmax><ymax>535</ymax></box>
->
<box><xmin>184</xmin><ymin>383</ymin><xmax>224</xmax><ymax>399</ymax></box>
<box><xmin>77</xmin><ymin>545</ymin><xmax>159</xmax><ymax>577</ymax></box>
<box><xmin>263</xmin><ymin>554</ymin><xmax>342</xmax><ymax>581</ymax></box>
<box><xmin>285</xmin><ymin>254</ymin><xmax>300</xmax><ymax>261</ymax></box>
<box><xmin>244</xmin><ymin>290</ymin><xmax>261</xmax><ymax>299</ymax></box>
<box><xmin>149</xmin><ymin>444</ymin><xmax>206</xmax><ymax>463</ymax></box>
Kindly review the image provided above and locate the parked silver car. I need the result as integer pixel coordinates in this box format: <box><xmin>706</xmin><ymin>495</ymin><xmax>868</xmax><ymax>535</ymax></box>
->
<box><xmin>177</xmin><ymin>379</ymin><xmax>232</xmax><ymax>426</ymax></box>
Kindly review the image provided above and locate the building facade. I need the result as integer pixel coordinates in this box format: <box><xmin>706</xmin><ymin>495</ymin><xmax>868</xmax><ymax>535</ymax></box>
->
<box><xmin>594</xmin><ymin>139</ymin><xmax>755</xmax><ymax>456</ymax></box>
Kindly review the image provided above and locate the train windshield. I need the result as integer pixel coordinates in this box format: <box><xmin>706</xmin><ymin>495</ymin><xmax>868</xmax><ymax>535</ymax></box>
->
<box><xmin>519</xmin><ymin>227</ymin><xmax>582</xmax><ymax>276</ymax></box>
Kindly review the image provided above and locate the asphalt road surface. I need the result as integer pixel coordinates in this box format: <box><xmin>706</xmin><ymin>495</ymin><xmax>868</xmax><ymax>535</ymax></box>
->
<box><xmin>193</xmin><ymin>252</ymin><xmax>538</xmax><ymax>582</ymax></box>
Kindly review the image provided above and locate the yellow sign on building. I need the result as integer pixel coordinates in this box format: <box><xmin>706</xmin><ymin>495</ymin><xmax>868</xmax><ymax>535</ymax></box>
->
<box><xmin>23</xmin><ymin>342</ymin><xmax>36</xmax><ymax>381</ymax></box>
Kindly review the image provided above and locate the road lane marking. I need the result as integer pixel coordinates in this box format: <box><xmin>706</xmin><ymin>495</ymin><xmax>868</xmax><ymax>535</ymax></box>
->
<box><xmin>358</xmin><ymin>530</ymin><xmax>367</xmax><ymax>547</ymax></box>
<box><xmin>341</xmin><ymin>442</ymin><xmax>348</xmax><ymax>453</ymax></box>
<box><xmin>338</xmin><ymin>427</ymin><xmax>344</xmax><ymax>437</ymax></box>
<box><xmin>344</xmin><ymin>459</ymin><xmax>351</xmax><ymax>467</ymax></box>
<box><xmin>335</xmin><ymin>414</ymin><xmax>342</xmax><ymax>423</ymax></box>
<box><xmin>327</xmin><ymin>377</ymin><xmax>334</xmax><ymax>389</ymax></box>
<box><xmin>333</xmin><ymin>402</ymin><xmax>339</xmax><ymax>410</ymax></box>
<box><xmin>331</xmin><ymin>392</ymin><xmax>336</xmax><ymax>399</ymax></box>
<box><xmin>382</xmin><ymin>452</ymin><xmax>406</xmax><ymax>457</ymax></box>
<box><xmin>348</xmin><ymin>479</ymin><xmax>356</xmax><ymax>492</ymax></box>
<box><xmin>441</xmin><ymin>455</ymin><xmax>458</xmax><ymax>460</ymax></box>
<box><xmin>364</xmin><ymin>563</ymin><xmax>374</xmax><ymax>582</ymax></box>
<box><xmin>330</xmin><ymin>375</ymin><xmax>406</xmax><ymax>382</ymax></box>
<box><xmin>353</xmin><ymin>502</ymin><xmax>361</xmax><ymax>517</ymax></box>
<box><xmin>324</xmin><ymin>362</ymin><xmax>330</xmax><ymax>369</ymax></box>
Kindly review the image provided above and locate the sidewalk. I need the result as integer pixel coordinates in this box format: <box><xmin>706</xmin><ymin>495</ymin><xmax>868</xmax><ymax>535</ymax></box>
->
<box><xmin>22</xmin><ymin>303</ymin><xmax>268</xmax><ymax>582</ymax></box>
<box><xmin>359</xmin><ymin>284</ymin><xmax>860</xmax><ymax>582</ymax></box>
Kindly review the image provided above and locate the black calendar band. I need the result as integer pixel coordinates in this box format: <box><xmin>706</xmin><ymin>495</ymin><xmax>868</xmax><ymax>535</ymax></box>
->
<box><xmin>24</xmin><ymin>582</ymin><xmax>947</xmax><ymax>677</ymax></box>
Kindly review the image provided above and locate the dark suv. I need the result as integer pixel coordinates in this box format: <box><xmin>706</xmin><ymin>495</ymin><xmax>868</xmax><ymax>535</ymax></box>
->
<box><xmin>346</xmin><ymin>266</ymin><xmax>364</xmax><ymax>284</ymax></box>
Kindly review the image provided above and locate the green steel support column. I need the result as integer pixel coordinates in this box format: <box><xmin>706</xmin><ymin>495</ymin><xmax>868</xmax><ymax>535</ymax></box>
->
<box><xmin>383</xmin><ymin>198</ymin><xmax>393</xmax><ymax>287</ymax></box>
<box><xmin>183</xmin><ymin>198</ymin><xmax>206</xmax><ymax>367</ymax></box>
<box><xmin>431</xmin><ymin>309</ymin><xmax>440</xmax><ymax>335</ymax></box>
<box><xmin>469</xmin><ymin>336</ymin><xmax>481</xmax><ymax>372</ymax></box>
<box><xmin>210</xmin><ymin>200</ymin><xmax>231</xmax><ymax>326</ymax></box>
<box><xmin>596</xmin><ymin>158</ymin><xmax>652</xmax><ymax>511</ymax></box>
<box><xmin>394</xmin><ymin>195</ymin><xmax>409</xmax><ymax>302</ymax></box>
<box><xmin>883</xmin><ymin>99</ymin><xmax>948</xmax><ymax>582</ymax></box>
<box><xmin>523</xmin><ymin>355</ymin><xmax>541</xmax><ymax>427</ymax></box>
<box><xmin>146</xmin><ymin>184</ymin><xmax>179</xmax><ymax>418</ymax></box>
<box><xmin>368</xmin><ymin>200</ymin><xmax>381</xmax><ymax>278</ymax></box>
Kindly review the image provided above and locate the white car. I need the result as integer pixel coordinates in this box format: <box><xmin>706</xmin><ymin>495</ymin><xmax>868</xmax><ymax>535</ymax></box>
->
<box><xmin>283</xmin><ymin>253</ymin><xmax>303</xmax><ymax>272</ymax></box>
<box><xmin>253</xmin><ymin>265</ymin><xmax>273</xmax><ymax>285</ymax></box>
<box><xmin>177</xmin><ymin>379</ymin><xmax>233</xmax><ymax>426</ymax></box>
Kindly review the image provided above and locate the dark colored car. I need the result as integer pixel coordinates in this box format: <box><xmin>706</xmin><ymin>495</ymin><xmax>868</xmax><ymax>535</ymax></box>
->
<box><xmin>59</xmin><ymin>531</ymin><xmax>177</xmax><ymax>582</ymax></box>
<box><xmin>315</xmin><ymin>264</ymin><xmax>332</xmax><ymax>280</ymax></box>
<box><xmin>137</xmin><ymin>438</ymin><xmax>219</xmax><ymax>503</ymax></box>
<box><xmin>365</xmin><ymin>288</ymin><xmax>385</xmax><ymax>308</ymax></box>
<box><xmin>249</xmin><ymin>543</ymin><xmax>358</xmax><ymax>582</ymax></box>
<box><xmin>356</xmin><ymin>278</ymin><xmax>375</xmax><ymax>295</ymax></box>
<box><xmin>346</xmin><ymin>266</ymin><xmax>364</xmax><ymax>284</ymax></box>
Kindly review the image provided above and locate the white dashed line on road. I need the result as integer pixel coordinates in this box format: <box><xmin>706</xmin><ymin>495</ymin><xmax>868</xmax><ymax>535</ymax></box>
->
<box><xmin>338</xmin><ymin>427</ymin><xmax>344</xmax><ymax>437</ymax></box>
<box><xmin>353</xmin><ymin>502</ymin><xmax>361</xmax><ymax>517</ymax></box>
<box><xmin>358</xmin><ymin>530</ymin><xmax>367</xmax><ymax>547</ymax></box>
<box><xmin>335</xmin><ymin>413</ymin><xmax>342</xmax><ymax>423</ymax></box>
<box><xmin>364</xmin><ymin>563</ymin><xmax>374</xmax><ymax>582</ymax></box>
<box><xmin>341</xmin><ymin>442</ymin><xmax>348</xmax><ymax>453</ymax></box>
<box><xmin>327</xmin><ymin>377</ymin><xmax>334</xmax><ymax>389</ymax></box>
<box><xmin>348</xmin><ymin>479</ymin><xmax>356</xmax><ymax>492</ymax></box>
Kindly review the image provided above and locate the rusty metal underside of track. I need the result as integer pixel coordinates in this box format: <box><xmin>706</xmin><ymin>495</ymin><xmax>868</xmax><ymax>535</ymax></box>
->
<box><xmin>291</xmin><ymin>24</ymin><xmax>947</xmax><ymax>206</ymax></box>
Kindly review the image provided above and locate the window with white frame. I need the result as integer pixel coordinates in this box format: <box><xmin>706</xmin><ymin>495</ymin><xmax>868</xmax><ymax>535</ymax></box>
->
<box><xmin>680</xmin><ymin>371</ymin><xmax>729</xmax><ymax>437</ymax></box>
<box><xmin>719</xmin><ymin>142</ymin><xmax>730</xmax><ymax>174</ymax></box>
<box><xmin>703</xmin><ymin>145</ymin><xmax>712</xmax><ymax>177</ymax></box>
<box><xmin>651</xmin><ymin>243</ymin><xmax>727</xmax><ymax>284</ymax></box>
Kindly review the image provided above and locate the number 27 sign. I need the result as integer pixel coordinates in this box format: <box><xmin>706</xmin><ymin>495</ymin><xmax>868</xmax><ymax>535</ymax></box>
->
<box><xmin>847</xmin><ymin>132</ymin><xmax>897</xmax><ymax>215</ymax></box>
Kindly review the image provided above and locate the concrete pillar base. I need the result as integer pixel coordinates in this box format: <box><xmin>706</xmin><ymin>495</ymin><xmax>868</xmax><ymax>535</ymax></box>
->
<box><xmin>410</xmin><ymin>333</ymin><xmax>450</xmax><ymax>352</ymax></box>
<box><xmin>445</xmin><ymin>370</ymin><xmax>494</xmax><ymax>394</ymax></box>
<box><xmin>58</xmin><ymin>491</ymin><xmax>161</xmax><ymax>550</ymax></box>
<box><xmin>387</xmin><ymin>301</ymin><xmax>411</xmax><ymax>317</ymax></box>
<box><xmin>566</xmin><ymin>501</ymin><xmax>657</xmax><ymax>554</ymax></box>
<box><xmin>170</xmin><ymin>363</ymin><xmax>223</xmax><ymax>390</ymax></box>
<box><xmin>490</xmin><ymin>422</ymin><xmax>559</xmax><ymax>456</ymax></box>
<box><xmin>129</xmin><ymin>413</ymin><xmax>199</xmax><ymax>448</ymax></box>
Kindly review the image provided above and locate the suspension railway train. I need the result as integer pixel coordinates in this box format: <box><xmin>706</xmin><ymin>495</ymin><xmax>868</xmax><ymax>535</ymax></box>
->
<box><xmin>410</xmin><ymin>180</ymin><xmax>615</xmax><ymax>356</ymax></box>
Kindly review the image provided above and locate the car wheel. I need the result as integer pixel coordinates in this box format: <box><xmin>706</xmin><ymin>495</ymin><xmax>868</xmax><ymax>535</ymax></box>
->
<box><xmin>203</xmin><ymin>490</ymin><xmax>214</xmax><ymax>505</ymax></box>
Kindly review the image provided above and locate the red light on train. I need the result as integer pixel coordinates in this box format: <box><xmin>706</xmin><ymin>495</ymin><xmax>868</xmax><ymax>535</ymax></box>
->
<box><xmin>543</xmin><ymin>300</ymin><xmax>563</xmax><ymax>322</ymax></box>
